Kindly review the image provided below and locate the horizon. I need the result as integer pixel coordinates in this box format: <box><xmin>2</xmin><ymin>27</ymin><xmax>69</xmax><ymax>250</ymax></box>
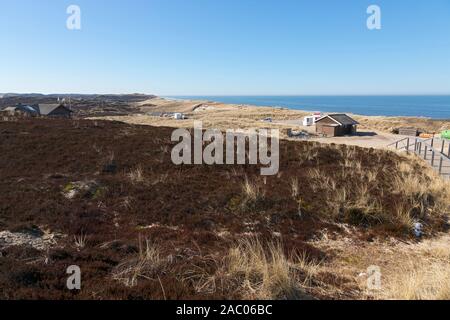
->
<box><xmin>3</xmin><ymin>93</ymin><xmax>450</xmax><ymax>97</ymax></box>
<box><xmin>1</xmin><ymin>0</ymin><xmax>450</xmax><ymax>95</ymax></box>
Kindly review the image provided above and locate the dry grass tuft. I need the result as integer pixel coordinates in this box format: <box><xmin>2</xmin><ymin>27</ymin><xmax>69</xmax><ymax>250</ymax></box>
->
<box><xmin>242</xmin><ymin>177</ymin><xmax>264</xmax><ymax>201</ymax></box>
<box><xmin>127</xmin><ymin>166</ymin><xmax>145</xmax><ymax>184</ymax></box>
<box><xmin>390</xmin><ymin>157</ymin><xmax>450</xmax><ymax>232</ymax></box>
<box><xmin>290</xmin><ymin>177</ymin><xmax>299</xmax><ymax>199</ymax></box>
<box><xmin>189</xmin><ymin>239</ymin><xmax>319</xmax><ymax>300</ymax></box>
<box><xmin>240</xmin><ymin>177</ymin><xmax>266</xmax><ymax>211</ymax></box>
<box><xmin>378</xmin><ymin>239</ymin><xmax>450</xmax><ymax>300</ymax></box>
<box><xmin>381</xmin><ymin>262</ymin><xmax>450</xmax><ymax>300</ymax></box>
<box><xmin>305</xmin><ymin>150</ymin><xmax>450</xmax><ymax>233</ymax></box>
<box><xmin>112</xmin><ymin>239</ymin><xmax>167</xmax><ymax>287</ymax></box>
<box><xmin>74</xmin><ymin>232</ymin><xmax>87</xmax><ymax>251</ymax></box>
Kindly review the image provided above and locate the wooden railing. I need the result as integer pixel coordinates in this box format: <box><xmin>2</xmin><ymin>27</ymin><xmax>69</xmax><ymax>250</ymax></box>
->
<box><xmin>388</xmin><ymin>137</ymin><xmax>450</xmax><ymax>177</ymax></box>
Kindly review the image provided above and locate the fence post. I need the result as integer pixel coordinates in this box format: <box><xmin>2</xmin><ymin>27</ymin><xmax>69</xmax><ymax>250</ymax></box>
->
<box><xmin>418</xmin><ymin>142</ymin><xmax>422</xmax><ymax>155</ymax></box>
<box><xmin>441</xmin><ymin>140</ymin><xmax>445</xmax><ymax>154</ymax></box>
<box><xmin>431</xmin><ymin>138</ymin><xmax>434</xmax><ymax>148</ymax></box>
<box><xmin>439</xmin><ymin>157</ymin><xmax>444</xmax><ymax>175</ymax></box>
<box><xmin>406</xmin><ymin>138</ymin><xmax>410</xmax><ymax>152</ymax></box>
<box><xmin>395</xmin><ymin>141</ymin><xmax>398</xmax><ymax>149</ymax></box>
<box><xmin>424</xmin><ymin>146</ymin><xmax>427</xmax><ymax>160</ymax></box>
<box><xmin>431</xmin><ymin>151</ymin><xmax>435</xmax><ymax>167</ymax></box>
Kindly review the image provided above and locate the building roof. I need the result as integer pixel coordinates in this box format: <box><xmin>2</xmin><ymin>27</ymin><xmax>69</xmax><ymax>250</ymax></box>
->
<box><xmin>3</xmin><ymin>105</ymin><xmax>38</xmax><ymax>114</ymax></box>
<box><xmin>37</xmin><ymin>104</ymin><xmax>72</xmax><ymax>115</ymax></box>
<box><xmin>316</xmin><ymin>114</ymin><xmax>359</xmax><ymax>126</ymax></box>
<box><xmin>20</xmin><ymin>105</ymin><xmax>39</xmax><ymax>113</ymax></box>
<box><xmin>37</xmin><ymin>104</ymin><xmax>61</xmax><ymax>115</ymax></box>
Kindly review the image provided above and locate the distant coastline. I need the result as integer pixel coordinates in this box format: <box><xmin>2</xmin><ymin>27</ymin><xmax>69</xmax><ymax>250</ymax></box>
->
<box><xmin>167</xmin><ymin>95</ymin><xmax>450</xmax><ymax>119</ymax></box>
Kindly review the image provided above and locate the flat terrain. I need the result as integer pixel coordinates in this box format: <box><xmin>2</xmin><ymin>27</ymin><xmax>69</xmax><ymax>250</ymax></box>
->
<box><xmin>1</xmin><ymin>118</ymin><xmax>449</xmax><ymax>299</ymax></box>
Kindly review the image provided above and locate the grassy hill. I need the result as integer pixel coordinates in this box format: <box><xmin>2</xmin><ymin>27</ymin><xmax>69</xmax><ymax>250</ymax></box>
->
<box><xmin>0</xmin><ymin>118</ymin><xmax>448</xmax><ymax>299</ymax></box>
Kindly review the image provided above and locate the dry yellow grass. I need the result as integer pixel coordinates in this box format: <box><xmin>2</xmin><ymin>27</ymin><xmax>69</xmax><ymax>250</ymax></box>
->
<box><xmin>354</xmin><ymin>115</ymin><xmax>450</xmax><ymax>135</ymax></box>
<box><xmin>226</xmin><ymin>239</ymin><xmax>316</xmax><ymax>300</ymax></box>
<box><xmin>189</xmin><ymin>239</ymin><xmax>319</xmax><ymax>300</ymax></box>
<box><xmin>127</xmin><ymin>165</ymin><xmax>144</xmax><ymax>184</ymax></box>
<box><xmin>242</xmin><ymin>177</ymin><xmax>266</xmax><ymax>204</ymax></box>
<box><xmin>112</xmin><ymin>239</ymin><xmax>166</xmax><ymax>287</ymax></box>
<box><xmin>307</xmin><ymin>229</ymin><xmax>450</xmax><ymax>300</ymax></box>
<box><xmin>73</xmin><ymin>232</ymin><xmax>87</xmax><ymax>251</ymax></box>
<box><xmin>302</xmin><ymin>143</ymin><xmax>450</xmax><ymax>231</ymax></box>
<box><xmin>229</xmin><ymin>177</ymin><xmax>269</xmax><ymax>213</ymax></box>
<box><xmin>390</xmin><ymin>154</ymin><xmax>450</xmax><ymax>230</ymax></box>
<box><xmin>377</xmin><ymin>235</ymin><xmax>450</xmax><ymax>300</ymax></box>
<box><xmin>290</xmin><ymin>177</ymin><xmax>299</xmax><ymax>199</ymax></box>
<box><xmin>381</xmin><ymin>260</ymin><xmax>450</xmax><ymax>300</ymax></box>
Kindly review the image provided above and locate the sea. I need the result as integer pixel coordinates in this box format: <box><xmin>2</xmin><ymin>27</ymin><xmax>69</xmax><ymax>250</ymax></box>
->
<box><xmin>168</xmin><ymin>96</ymin><xmax>450</xmax><ymax>119</ymax></box>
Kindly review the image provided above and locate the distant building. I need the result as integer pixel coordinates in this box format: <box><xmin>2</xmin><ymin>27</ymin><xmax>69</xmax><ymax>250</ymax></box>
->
<box><xmin>398</xmin><ymin>127</ymin><xmax>419</xmax><ymax>137</ymax></box>
<box><xmin>1</xmin><ymin>104</ymin><xmax>39</xmax><ymax>117</ymax></box>
<box><xmin>1</xmin><ymin>103</ymin><xmax>73</xmax><ymax>118</ymax></box>
<box><xmin>315</xmin><ymin>114</ymin><xmax>359</xmax><ymax>137</ymax></box>
<box><xmin>148</xmin><ymin>111</ymin><xmax>186</xmax><ymax>120</ymax></box>
<box><xmin>35</xmin><ymin>104</ymin><xmax>73</xmax><ymax>118</ymax></box>
<box><xmin>173</xmin><ymin>113</ymin><xmax>185</xmax><ymax>120</ymax></box>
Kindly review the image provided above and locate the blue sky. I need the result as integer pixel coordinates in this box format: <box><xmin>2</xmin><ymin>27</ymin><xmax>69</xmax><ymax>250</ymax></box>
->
<box><xmin>0</xmin><ymin>0</ymin><xmax>449</xmax><ymax>95</ymax></box>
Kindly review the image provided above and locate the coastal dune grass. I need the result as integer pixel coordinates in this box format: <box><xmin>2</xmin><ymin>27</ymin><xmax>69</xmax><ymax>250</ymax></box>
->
<box><xmin>382</xmin><ymin>260</ymin><xmax>450</xmax><ymax>300</ymax></box>
<box><xmin>302</xmin><ymin>144</ymin><xmax>450</xmax><ymax>234</ymax></box>
<box><xmin>187</xmin><ymin>239</ymin><xmax>319</xmax><ymax>300</ymax></box>
<box><xmin>377</xmin><ymin>236</ymin><xmax>450</xmax><ymax>300</ymax></box>
<box><xmin>112</xmin><ymin>239</ymin><xmax>167</xmax><ymax>287</ymax></box>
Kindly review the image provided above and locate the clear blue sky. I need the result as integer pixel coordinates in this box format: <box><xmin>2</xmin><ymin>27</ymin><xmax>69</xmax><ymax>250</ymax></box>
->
<box><xmin>1</xmin><ymin>0</ymin><xmax>449</xmax><ymax>95</ymax></box>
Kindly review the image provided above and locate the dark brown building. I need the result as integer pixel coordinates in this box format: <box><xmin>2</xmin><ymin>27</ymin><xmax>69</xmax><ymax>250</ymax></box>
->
<box><xmin>315</xmin><ymin>114</ymin><xmax>359</xmax><ymax>137</ymax></box>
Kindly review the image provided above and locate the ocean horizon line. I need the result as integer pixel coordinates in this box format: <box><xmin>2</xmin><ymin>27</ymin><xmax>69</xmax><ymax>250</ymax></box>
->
<box><xmin>166</xmin><ymin>95</ymin><xmax>450</xmax><ymax>119</ymax></box>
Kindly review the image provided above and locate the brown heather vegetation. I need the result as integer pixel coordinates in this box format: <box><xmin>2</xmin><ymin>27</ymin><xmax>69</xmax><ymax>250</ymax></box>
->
<box><xmin>0</xmin><ymin>118</ymin><xmax>449</xmax><ymax>300</ymax></box>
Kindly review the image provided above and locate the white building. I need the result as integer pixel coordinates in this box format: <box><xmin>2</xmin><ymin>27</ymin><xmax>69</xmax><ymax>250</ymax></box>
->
<box><xmin>302</xmin><ymin>112</ymin><xmax>322</xmax><ymax>126</ymax></box>
<box><xmin>173</xmin><ymin>113</ymin><xmax>185</xmax><ymax>120</ymax></box>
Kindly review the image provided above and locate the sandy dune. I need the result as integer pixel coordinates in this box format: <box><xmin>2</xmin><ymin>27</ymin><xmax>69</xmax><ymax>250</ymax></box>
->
<box><xmin>91</xmin><ymin>97</ymin><xmax>450</xmax><ymax>150</ymax></box>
